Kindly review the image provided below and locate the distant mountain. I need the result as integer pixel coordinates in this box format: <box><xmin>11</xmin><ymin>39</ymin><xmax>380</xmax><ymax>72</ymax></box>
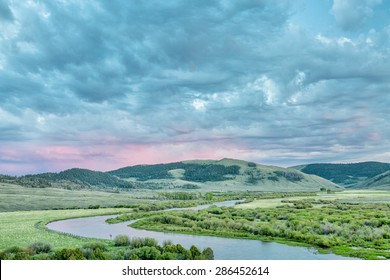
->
<box><xmin>292</xmin><ymin>162</ymin><xmax>390</xmax><ymax>187</ymax></box>
<box><xmin>21</xmin><ymin>168</ymin><xmax>135</xmax><ymax>189</ymax></box>
<box><xmin>355</xmin><ymin>170</ymin><xmax>390</xmax><ymax>190</ymax></box>
<box><xmin>108</xmin><ymin>158</ymin><xmax>341</xmax><ymax>192</ymax></box>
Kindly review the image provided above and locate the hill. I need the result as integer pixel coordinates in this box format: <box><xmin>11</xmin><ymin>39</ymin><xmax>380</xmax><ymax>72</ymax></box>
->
<box><xmin>355</xmin><ymin>170</ymin><xmax>390</xmax><ymax>190</ymax></box>
<box><xmin>21</xmin><ymin>168</ymin><xmax>136</xmax><ymax>189</ymax></box>
<box><xmin>108</xmin><ymin>158</ymin><xmax>341</xmax><ymax>192</ymax></box>
<box><xmin>292</xmin><ymin>162</ymin><xmax>390</xmax><ymax>187</ymax></box>
<box><xmin>2</xmin><ymin>158</ymin><xmax>341</xmax><ymax>192</ymax></box>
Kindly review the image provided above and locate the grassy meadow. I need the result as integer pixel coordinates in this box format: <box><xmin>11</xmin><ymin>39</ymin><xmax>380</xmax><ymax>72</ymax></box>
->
<box><xmin>0</xmin><ymin>208</ymin><xmax>133</xmax><ymax>250</ymax></box>
<box><xmin>1</xmin><ymin>177</ymin><xmax>390</xmax><ymax>260</ymax></box>
<box><xmin>0</xmin><ymin>182</ymin><xmax>157</xmax><ymax>212</ymax></box>
<box><xmin>236</xmin><ymin>190</ymin><xmax>390</xmax><ymax>209</ymax></box>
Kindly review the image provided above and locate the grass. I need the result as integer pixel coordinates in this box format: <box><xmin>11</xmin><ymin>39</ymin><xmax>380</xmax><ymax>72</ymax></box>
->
<box><xmin>236</xmin><ymin>190</ymin><xmax>390</xmax><ymax>209</ymax></box>
<box><xmin>126</xmin><ymin>201</ymin><xmax>390</xmax><ymax>260</ymax></box>
<box><xmin>2</xmin><ymin>188</ymin><xmax>390</xmax><ymax>260</ymax></box>
<box><xmin>0</xmin><ymin>208</ymin><xmax>132</xmax><ymax>250</ymax></box>
<box><xmin>0</xmin><ymin>183</ymin><xmax>156</xmax><ymax>211</ymax></box>
<box><xmin>108</xmin><ymin>190</ymin><xmax>390</xmax><ymax>260</ymax></box>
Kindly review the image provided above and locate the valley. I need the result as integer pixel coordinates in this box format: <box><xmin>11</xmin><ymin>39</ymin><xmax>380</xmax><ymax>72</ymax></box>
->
<box><xmin>1</xmin><ymin>158</ymin><xmax>390</xmax><ymax>260</ymax></box>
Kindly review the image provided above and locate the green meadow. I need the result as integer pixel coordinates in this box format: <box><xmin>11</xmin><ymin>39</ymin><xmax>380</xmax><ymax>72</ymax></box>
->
<box><xmin>1</xmin><ymin>178</ymin><xmax>390</xmax><ymax>260</ymax></box>
<box><xmin>236</xmin><ymin>190</ymin><xmax>390</xmax><ymax>209</ymax></box>
<box><xmin>0</xmin><ymin>208</ymin><xmax>132</xmax><ymax>250</ymax></box>
<box><xmin>0</xmin><ymin>182</ymin><xmax>155</xmax><ymax>212</ymax></box>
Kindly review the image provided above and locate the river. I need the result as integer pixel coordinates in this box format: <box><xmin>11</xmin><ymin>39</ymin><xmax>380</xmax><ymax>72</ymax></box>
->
<box><xmin>47</xmin><ymin>200</ymin><xmax>356</xmax><ymax>260</ymax></box>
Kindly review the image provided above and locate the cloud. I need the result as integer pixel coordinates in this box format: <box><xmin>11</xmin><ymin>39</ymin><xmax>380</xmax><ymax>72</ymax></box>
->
<box><xmin>0</xmin><ymin>1</ymin><xmax>13</xmax><ymax>22</ymax></box>
<box><xmin>0</xmin><ymin>0</ymin><xmax>389</xmax><ymax>174</ymax></box>
<box><xmin>331</xmin><ymin>0</ymin><xmax>382</xmax><ymax>31</ymax></box>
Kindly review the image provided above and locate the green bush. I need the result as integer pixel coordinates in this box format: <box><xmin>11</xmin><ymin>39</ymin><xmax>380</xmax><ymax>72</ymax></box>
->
<box><xmin>190</xmin><ymin>245</ymin><xmax>201</xmax><ymax>259</ymax></box>
<box><xmin>114</xmin><ymin>235</ymin><xmax>130</xmax><ymax>246</ymax></box>
<box><xmin>125</xmin><ymin>246</ymin><xmax>161</xmax><ymax>260</ymax></box>
<box><xmin>53</xmin><ymin>248</ymin><xmax>84</xmax><ymax>260</ymax></box>
<box><xmin>29</xmin><ymin>242</ymin><xmax>52</xmax><ymax>254</ymax></box>
<box><xmin>5</xmin><ymin>246</ymin><xmax>23</xmax><ymax>254</ymax></box>
<box><xmin>82</xmin><ymin>242</ymin><xmax>107</xmax><ymax>251</ymax></box>
<box><xmin>129</xmin><ymin>237</ymin><xmax>158</xmax><ymax>249</ymax></box>
<box><xmin>202</xmin><ymin>247</ymin><xmax>214</xmax><ymax>260</ymax></box>
<box><xmin>83</xmin><ymin>248</ymin><xmax>108</xmax><ymax>260</ymax></box>
<box><xmin>0</xmin><ymin>251</ymin><xmax>8</xmax><ymax>260</ymax></box>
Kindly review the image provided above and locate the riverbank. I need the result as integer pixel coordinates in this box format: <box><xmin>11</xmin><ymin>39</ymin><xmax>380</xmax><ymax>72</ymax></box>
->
<box><xmin>45</xmin><ymin>199</ymin><xmax>356</xmax><ymax>260</ymax></box>
<box><xmin>124</xmin><ymin>201</ymin><xmax>390</xmax><ymax>260</ymax></box>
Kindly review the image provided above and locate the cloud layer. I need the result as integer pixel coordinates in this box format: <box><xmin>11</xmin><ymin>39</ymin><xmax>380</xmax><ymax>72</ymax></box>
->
<box><xmin>1</xmin><ymin>0</ymin><xmax>389</xmax><ymax>174</ymax></box>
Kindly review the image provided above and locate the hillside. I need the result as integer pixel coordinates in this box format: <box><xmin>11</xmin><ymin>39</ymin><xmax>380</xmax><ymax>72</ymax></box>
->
<box><xmin>21</xmin><ymin>168</ymin><xmax>136</xmax><ymax>189</ymax></box>
<box><xmin>1</xmin><ymin>158</ymin><xmax>341</xmax><ymax>192</ymax></box>
<box><xmin>108</xmin><ymin>159</ymin><xmax>240</xmax><ymax>183</ymax></box>
<box><xmin>109</xmin><ymin>158</ymin><xmax>341</xmax><ymax>192</ymax></box>
<box><xmin>355</xmin><ymin>170</ymin><xmax>390</xmax><ymax>190</ymax></box>
<box><xmin>292</xmin><ymin>162</ymin><xmax>390</xmax><ymax>187</ymax></box>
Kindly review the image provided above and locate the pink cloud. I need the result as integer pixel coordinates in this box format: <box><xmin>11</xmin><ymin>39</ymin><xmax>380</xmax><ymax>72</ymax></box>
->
<box><xmin>1</xmin><ymin>140</ymin><xmax>254</xmax><ymax>175</ymax></box>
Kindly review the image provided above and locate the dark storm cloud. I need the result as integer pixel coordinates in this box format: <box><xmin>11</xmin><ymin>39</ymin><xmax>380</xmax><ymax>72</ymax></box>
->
<box><xmin>0</xmin><ymin>0</ymin><xmax>389</xmax><ymax>174</ymax></box>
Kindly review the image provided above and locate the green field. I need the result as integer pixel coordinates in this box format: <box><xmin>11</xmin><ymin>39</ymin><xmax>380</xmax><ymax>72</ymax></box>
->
<box><xmin>0</xmin><ymin>208</ymin><xmax>133</xmax><ymax>250</ymax></box>
<box><xmin>0</xmin><ymin>183</ymin><xmax>157</xmax><ymax>212</ymax></box>
<box><xmin>0</xmin><ymin>205</ymin><xmax>214</xmax><ymax>260</ymax></box>
<box><xmin>0</xmin><ymin>206</ymin><xmax>213</xmax><ymax>260</ymax></box>
<box><xmin>236</xmin><ymin>190</ymin><xmax>390</xmax><ymax>209</ymax></box>
<box><xmin>1</xmin><ymin>185</ymin><xmax>390</xmax><ymax>260</ymax></box>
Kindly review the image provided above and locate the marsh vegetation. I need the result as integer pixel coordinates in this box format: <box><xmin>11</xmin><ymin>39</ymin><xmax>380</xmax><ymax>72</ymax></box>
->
<box><xmin>109</xmin><ymin>191</ymin><xmax>390</xmax><ymax>260</ymax></box>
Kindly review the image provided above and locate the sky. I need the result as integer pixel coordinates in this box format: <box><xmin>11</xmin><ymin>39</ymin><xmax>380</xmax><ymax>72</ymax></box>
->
<box><xmin>1</xmin><ymin>0</ymin><xmax>390</xmax><ymax>175</ymax></box>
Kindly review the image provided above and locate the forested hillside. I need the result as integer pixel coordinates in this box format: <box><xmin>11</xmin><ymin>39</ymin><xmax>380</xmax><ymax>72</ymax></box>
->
<box><xmin>294</xmin><ymin>162</ymin><xmax>390</xmax><ymax>186</ymax></box>
<box><xmin>22</xmin><ymin>168</ymin><xmax>135</xmax><ymax>189</ymax></box>
<box><xmin>108</xmin><ymin>161</ymin><xmax>240</xmax><ymax>182</ymax></box>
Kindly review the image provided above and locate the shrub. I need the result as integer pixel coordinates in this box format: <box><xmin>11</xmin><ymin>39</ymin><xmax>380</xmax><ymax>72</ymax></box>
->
<box><xmin>162</xmin><ymin>240</ymin><xmax>173</xmax><ymax>247</ymax></box>
<box><xmin>53</xmin><ymin>248</ymin><xmax>84</xmax><ymax>260</ymax></box>
<box><xmin>82</xmin><ymin>242</ymin><xmax>107</xmax><ymax>251</ymax></box>
<box><xmin>160</xmin><ymin>252</ymin><xmax>177</xmax><ymax>260</ymax></box>
<box><xmin>124</xmin><ymin>247</ymin><xmax>161</xmax><ymax>260</ymax></box>
<box><xmin>82</xmin><ymin>242</ymin><xmax>109</xmax><ymax>260</ymax></box>
<box><xmin>129</xmin><ymin>237</ymin><xmax>158</xmax><ymax>249</ymax></box>
<box><xmin>114</xmin><ymin>235</ymin><xmax>130</xmax><ymax>246</ymax></box>
<box><xmin>5</xmin><ymin>246</ymin><xmax>23</xmax><ymax>254</ymax></box>
<box><xmin>14</xmin><ymin>251</ymin><xmax>30</xmax><ymax>260</ymax></box>
<box><xmin>0</xmin><ymin>251</ymin><xmax>8</xmax><ymax>260</ymax></box>
<box><xmin>189</xmin><ymin>245</ymin><xmax>201</xmax><ymax>259</ymax></box>
<box><xmin>83</xmin><ymin>248</ymin><xmax>108</xmax><ymax>260</ymax></box>
<box><xmin>202</xmin><ymin>247</ymin><xmax>214</xmax><ymax>260</ymax></box>
<box><xmin>29</xmin><ymin>242</ymin><xmax>52</xmax><ymax>254</ymax></box>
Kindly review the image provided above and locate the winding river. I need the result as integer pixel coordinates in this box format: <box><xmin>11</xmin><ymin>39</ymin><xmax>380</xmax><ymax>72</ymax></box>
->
<box><xmin>47</xmin><ymin>201</ymin><xmax>356</xmax><ymax>260</ymax></box>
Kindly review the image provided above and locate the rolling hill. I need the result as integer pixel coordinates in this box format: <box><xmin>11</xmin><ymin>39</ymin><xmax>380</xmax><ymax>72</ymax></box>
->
<box><xmin>1</xmin><ymin>158</ymin><xmax>342</xmax><ymax>192</ymax></box>
<box><xmin>354</xmin><ymin>170</ymin><xmax>390</xmax><ymax>190</ymax></box>
<box><xmin>108</xmin><ymin>158</ymin><xmax>341</xmax><ymax>192</ymax></box>
<box><xmin>20</xmin><ymin>168</ymin><xmax>136</xmax><ymax>189</ymax></box>
<box><xmin>292</xmin><ymin>162</ymin><xmax>390</xmax><ymax>187</ymax></box>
